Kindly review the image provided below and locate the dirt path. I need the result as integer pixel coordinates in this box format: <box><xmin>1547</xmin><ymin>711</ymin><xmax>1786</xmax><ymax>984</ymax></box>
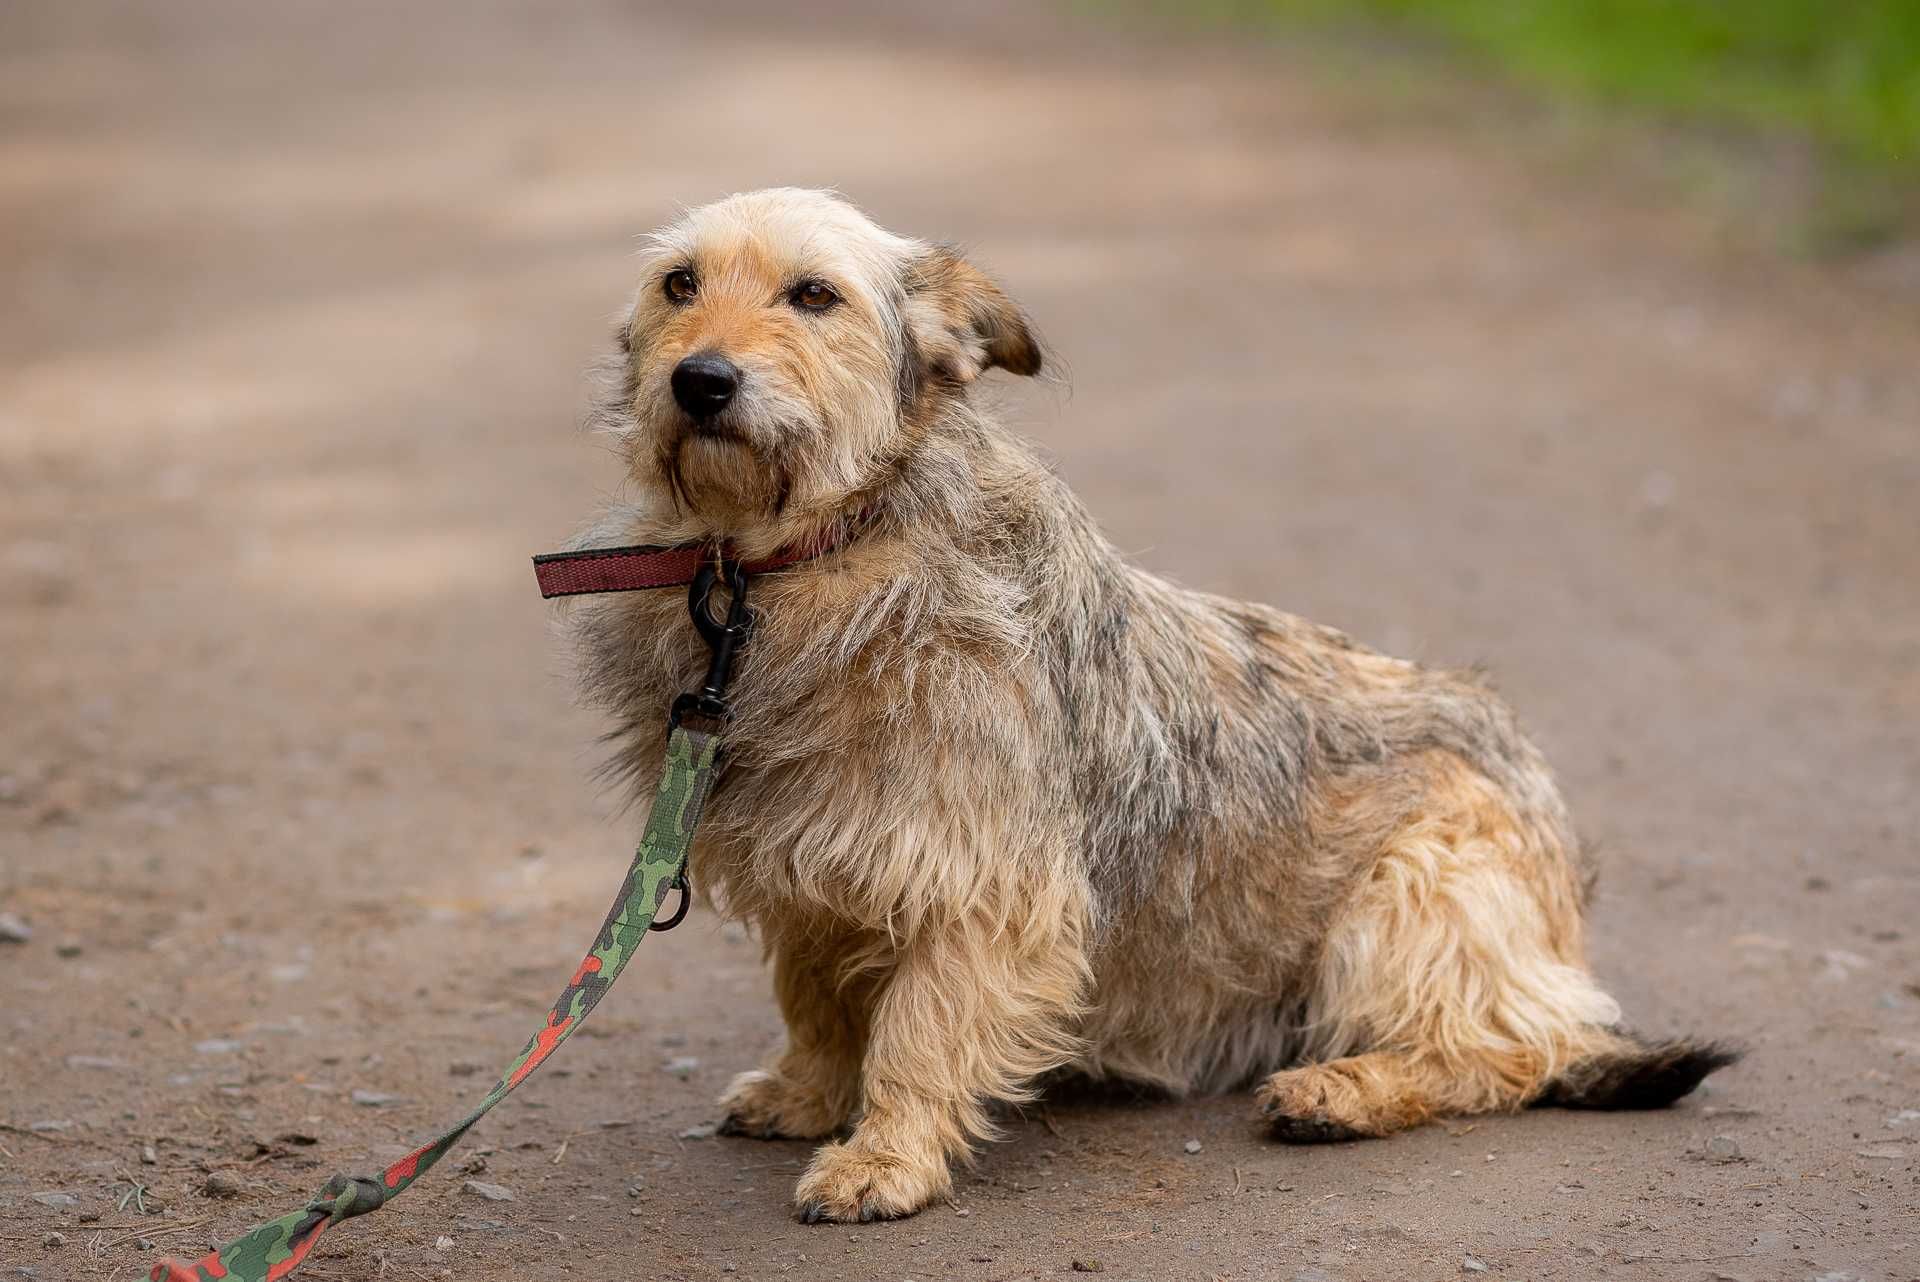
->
<box><xmin>4</xmin><ymin>3</ymin><xmax>1917</xmax><ymax>1279</ymax></box>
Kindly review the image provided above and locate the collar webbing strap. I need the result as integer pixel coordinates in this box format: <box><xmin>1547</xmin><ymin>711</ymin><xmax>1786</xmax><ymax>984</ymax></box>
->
<box><xmin>149</xmin><ymin>727</ymin><xmax>724</xmax><ymax>1282</ymax></box>
<box><xmin>532</xmin><ymin>509</ymin><xmax>873</xmax><ymax>598</ymax></box>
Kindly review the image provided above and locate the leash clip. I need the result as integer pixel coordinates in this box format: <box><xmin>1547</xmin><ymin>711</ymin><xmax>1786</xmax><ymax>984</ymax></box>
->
<box><xmin>670</xmin><ymin>559</ymin><xmax>752</xmax><ymax>727</ymax></box>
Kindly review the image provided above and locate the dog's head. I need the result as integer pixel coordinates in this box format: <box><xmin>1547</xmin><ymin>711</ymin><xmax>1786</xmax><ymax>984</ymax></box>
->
<box><xmin>601</xmin><ymin>188</ymin><xmax>1042</xmax><ymax>527</ymax></box>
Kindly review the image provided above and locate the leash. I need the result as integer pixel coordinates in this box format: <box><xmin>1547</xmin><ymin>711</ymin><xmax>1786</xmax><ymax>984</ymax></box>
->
<box><xmin>146</xmin><ymin>521</ymin><xmax>851</xmax><ymax>1282</ymax></box>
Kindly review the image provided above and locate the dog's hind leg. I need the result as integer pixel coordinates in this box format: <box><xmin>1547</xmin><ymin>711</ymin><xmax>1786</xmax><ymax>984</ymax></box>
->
<box><xmin>1257</xmin><ymin>750</ymin><xmax>1730</xmax><ymax>1141</ymax></box>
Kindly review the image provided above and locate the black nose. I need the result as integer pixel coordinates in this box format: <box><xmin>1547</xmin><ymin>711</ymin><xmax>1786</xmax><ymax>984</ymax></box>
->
<box><xmin>671</xmin><ymin>353</ymin><xmax>739</xmax><ymax>420</ymax></box>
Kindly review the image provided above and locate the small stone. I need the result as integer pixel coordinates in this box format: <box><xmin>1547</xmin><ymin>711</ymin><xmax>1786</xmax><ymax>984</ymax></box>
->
<box><xmin>1887</xmin><ymin>1108</ymin><xmax>1920</xmax><ymax>1127</ymax></box>
<box><xmin>661</xmin><ymin>1055</ymin><xmax>701</xmax><ymax>1078</ymax></box>
<box><xmin>41</xmin><ymin>1233</ymin><xmax>65</xmax><ymax>1248</ymax></box>
<box><xmin>1704</xmin><ymin>1135</ymin><xmax>1742</xmax><ymax>1163</ymax></box>
<box><xmin>27</xmin><ymin>1120</ymin><xmax>73</xmax><ymax>1133</ymax></box>
<box><xmin>203</xmin><ymin>1171</ymin><xmax>244</xmax><ymax>1198</ymax></box>
<box><xmin>1293</xmin><ymin>1270</ymin><xmax>1332</xmax><ymax>1282</ymax></box>
<box><xmin>462</xmin><ymin>1180</ymin><xmax>515</xmax><ymax>1202</ymax></box>
<box><xmin>722</xmin><ymin>1267</ymin><xmax>737</xmax><ymax>1275</ymax></box>
<box><xmin>0</xmin><ymin>912</ymin><xmax>32</xmax><ymax>943</ymax></box>
<box><xmin>1182</xmin><ymin>1138</ymin><xmax>1202</xmax><ymax>1154</ymax></box>
<box><xmin>434</xmin><ymin>1235</ymin><xmax>454</xmax><ymax>1251</ymax></box>
<box><xmin>29</xmin><ymin>1193</ymin><xmax>77</xmax><ymax>1208</ymax></box>
<box><xmin>55</xmin><ymin>939</ymin><xmax>82</xmax><ymax>958</ymax></box>
<box><xmin>1462</xmin><ymin>1257</ymin><xmax>1489</xmax><ymax>1274</ymax></box>
<box><xmin>351</xmin><ymin>1089</ymin><xmax>404</xmax><ymax>1108</ymax></box>
<box><xmin>63</xmin><ymin>1054</ymin><xmax>124</xmax><ymax>1070</ymax></box>
<box><xmin>194</xmin><ymin>1039</ymin><xmax>243</xmax><ymax>1056</ymax></box>
<box><xmin>448</xmin><ymin>1060</ymin><xmax>484</xmax><ymax>1077</ymax></box>
<box><xmin>1071</xmin><ymin>1261</ymin><xmax>1104</xmax><ymax>1273</ymax></box>
<box><xmin>677</xmin><ymin>1122</ymin><xmax>719</xmax><ymax>1140</ymax></box>
<box><xmin>140</xmin><ymin>1143</ymin><xmax>158</xmax><ymax>1164</ymax></box>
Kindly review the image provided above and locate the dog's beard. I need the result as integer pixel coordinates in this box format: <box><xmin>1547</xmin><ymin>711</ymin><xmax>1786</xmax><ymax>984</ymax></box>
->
<box><xmin>653</xmin><ymin>426</ymin><xmax>795</xmax><ymax>520</ymax></box>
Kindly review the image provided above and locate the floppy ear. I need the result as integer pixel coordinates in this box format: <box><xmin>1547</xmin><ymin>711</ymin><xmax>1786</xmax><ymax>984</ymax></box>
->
<box><xmin>902</xmin><ymin>245</ymin><xmax>1043</xmax><ymax>384</ymax></box>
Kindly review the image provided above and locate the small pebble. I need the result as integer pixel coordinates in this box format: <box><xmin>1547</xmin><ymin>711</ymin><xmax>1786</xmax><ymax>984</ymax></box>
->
<box><xmin>203</xmin><ymin>1171</ymin><xmax>245</xmax><ymax>1198</ymax></box>
<box><xmin>29</xmin><ymin>1193</ymin><xmax>77</xmax><ymax>1208</ymax></box>
<box><xmin>662</xmin><ymin>1055</ymin><xmax>701</xmax><ymax>1078</ymax></box>
<box><xmin>1071</xmin><ymin>1261</ymin><xmax>1104</xmax><ymax>1274</ymax></box>
<box><xmin>194</xmin><ymin>1039</ymin><xmax>243</xmax><ymax>1056</ymax></box>
<box><xmin>63</xmin><ymin>1055</ymin><xmax>124</xmax><ymax>1070</ymax></box>
<box><xmin>461</xmin><ymin>1180</ymin><xmax>515</xmax><ymax>1202</ymax></box>
<box><xmin>28</xmin><ymin>1120</ymin><xmax>73</xmax><ymax>1133</ymax></box>
<box><xmin>1462</xmin><ymin>1257</ymin><xmax>1489</xmax><ymax>1274</ymax></box>
<box><xmin>0</xmin><ymin>912</ymin><xmax>33</xmax><ymax>943</ymax></box>
<box><xmin>1182</xmin><ymin>1138</ymin><xmax>1202</xmax><ymax>1154</ymax></box>
<box><xmin>41</xmin><ymin>1233</ymin><xmax>65</xmax><ymax>1249</ymax></box>
<box><xmin>1704</xmin><ymin>1135</ymin><xmax>1742</xmax><ymax>1163</ymax></box>
<box><xmin>433</xmin><ymin>1235</ymin><xmax>454</xmax><ymax>1252</ymax></box>
<box><xmin>351</xmin><ymin>1089</ymin><xmax>404</xmax><ymax>1108</ymax></box>
<box><xmin>55</xmin><ymin>939</ymin><xmax>82</xmax><ymax>958</ymax></box>
<box><xmin>140</xmin><ymin>1144</ymin><xmax>158</xmax><ymax>1165</ymax></box>
<box><xmin>677</xmin><ymin>1122</ymin><xmax>719</xmax><ymax>1140</ymax></box>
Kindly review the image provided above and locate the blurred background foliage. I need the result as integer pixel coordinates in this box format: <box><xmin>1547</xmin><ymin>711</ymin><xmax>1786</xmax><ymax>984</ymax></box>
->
<box><xmin>1158</xmin><ymin>0</ymin><xmax>1920</xmax><ymax>250</ymax></box>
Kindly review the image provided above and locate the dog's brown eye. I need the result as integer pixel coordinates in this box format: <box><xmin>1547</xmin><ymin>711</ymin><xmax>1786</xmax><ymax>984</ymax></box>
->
<box><xmin>790</xmin><ymin>281</ymin><xmax>839</xmax><ymax>312</ymax></box>
<box><xmin>663</xmin><ymin>269</ymin><xmax>698</xmax><ymax>304</ymax></box>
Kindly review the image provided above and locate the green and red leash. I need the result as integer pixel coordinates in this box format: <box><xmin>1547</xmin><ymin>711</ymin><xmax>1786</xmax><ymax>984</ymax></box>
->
<box><xmin>148</xmin><ymin>537</ymin><xmax>815</xmax><ymax>1282</ymax></box>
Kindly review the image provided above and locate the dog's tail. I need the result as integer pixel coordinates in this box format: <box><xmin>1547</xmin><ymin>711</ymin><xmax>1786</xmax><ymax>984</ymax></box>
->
<box><xmin>1540</xmin><ymin>1030</ymin><xmax>1742</xmax><ymax>1110</ymax></box>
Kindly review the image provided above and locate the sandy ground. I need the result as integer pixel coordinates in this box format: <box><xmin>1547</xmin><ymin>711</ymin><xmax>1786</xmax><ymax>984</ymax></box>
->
<box><xmin>3</xmin><ymin>3</ymin><xmax>1918</xmax><ymax>1279</ymax></box>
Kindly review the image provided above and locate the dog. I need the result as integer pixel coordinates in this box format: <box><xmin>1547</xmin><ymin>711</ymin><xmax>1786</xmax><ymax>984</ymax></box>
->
<box><xmin>564</xmin><ymin>188</ymin><xmax>1736</xmax><ymax>1224</ymax></box>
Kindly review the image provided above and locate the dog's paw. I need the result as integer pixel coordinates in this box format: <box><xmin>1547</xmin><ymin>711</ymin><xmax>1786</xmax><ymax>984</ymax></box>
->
<box><xmin>1255</xmin><ymin>1066</ymin><xmax>1371</xmax><ymax>1144</ymax></box>
<box><xmin>716</xmin><ymin>1070</ymin><xmax>842</xmax><ymax>1141</ymax></box>
<box><xmin>792</xmin><ymin>1142</ymin><xmax>945</xmax><ymax>1224</ymax></box>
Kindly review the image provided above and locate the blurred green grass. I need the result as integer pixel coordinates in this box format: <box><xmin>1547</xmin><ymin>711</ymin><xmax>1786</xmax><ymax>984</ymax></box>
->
<box><xmin>1172</xmin><ymin>0</ymin><xmax>1920</xmax><ymax>248</ymax></box>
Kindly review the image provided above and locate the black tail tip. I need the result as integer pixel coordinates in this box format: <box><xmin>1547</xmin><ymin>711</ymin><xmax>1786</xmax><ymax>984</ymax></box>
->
<box><xmin>1545</xmin><ymin>1037</ymin><xmax>1743</xmax><ymax>1111</ymax></box>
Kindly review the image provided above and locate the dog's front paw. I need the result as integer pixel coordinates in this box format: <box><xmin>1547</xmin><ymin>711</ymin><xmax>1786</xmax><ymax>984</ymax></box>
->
<box><xmin>716</xmin><ymin>1070</ymin><xmax>843</xmax><ymax>1141</ymax></box>
<box><xmin>793</xmin><ymin>1141</ymin><xmax>947</xmax><ymax>1224</ymax></box>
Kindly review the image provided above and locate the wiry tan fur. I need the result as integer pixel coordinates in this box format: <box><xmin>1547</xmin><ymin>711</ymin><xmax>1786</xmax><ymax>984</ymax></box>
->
<box><xmin>563</xmin><ymin>188</ymin><xmax>1735</xmax><ymax>1223</ymax></box>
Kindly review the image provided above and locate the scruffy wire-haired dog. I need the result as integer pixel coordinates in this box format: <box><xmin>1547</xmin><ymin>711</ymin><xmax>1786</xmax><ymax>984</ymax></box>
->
<box><xmin>568</xmin><ymin>189</ymin><xmax>1736</xmax><ymax>1223</ymax></box>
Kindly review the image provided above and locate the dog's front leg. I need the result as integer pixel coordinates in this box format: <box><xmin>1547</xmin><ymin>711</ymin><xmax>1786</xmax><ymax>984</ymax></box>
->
<box><xmin>793</xmin><ymin>904</ymin><xmax>1087</xmax><ymax>1223</ymax></box>
<box><xmin>719</xmin><ymin>927</ymin><xmax>876</xmax><ymax>1140</ymax></box>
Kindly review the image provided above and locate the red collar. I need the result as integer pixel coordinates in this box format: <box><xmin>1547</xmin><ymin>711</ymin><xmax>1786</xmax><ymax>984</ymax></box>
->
<box><xmin>532</xmin><ymin>512</ymin><xmax>871</xmax><ymax>599</ymax></box>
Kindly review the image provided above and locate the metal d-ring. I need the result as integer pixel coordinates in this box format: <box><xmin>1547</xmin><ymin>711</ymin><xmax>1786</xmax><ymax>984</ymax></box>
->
<box><xmin>648</xmin><ymin>868</ymin><xmax>691</xmax><ymax>932</ymax></box>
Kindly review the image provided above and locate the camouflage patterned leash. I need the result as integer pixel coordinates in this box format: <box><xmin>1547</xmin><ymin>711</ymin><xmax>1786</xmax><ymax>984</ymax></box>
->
<box><xmin>149</xmin><ymin>559</ymin><xmax>756</xmax><ymax>1282</ymax></box>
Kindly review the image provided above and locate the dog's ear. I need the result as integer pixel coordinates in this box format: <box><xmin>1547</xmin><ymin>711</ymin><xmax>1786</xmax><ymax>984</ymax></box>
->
<box><xmin>902</xmin><ymin>246</ymin><xmax>1043</xmax><ymax>385</ymax></box>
